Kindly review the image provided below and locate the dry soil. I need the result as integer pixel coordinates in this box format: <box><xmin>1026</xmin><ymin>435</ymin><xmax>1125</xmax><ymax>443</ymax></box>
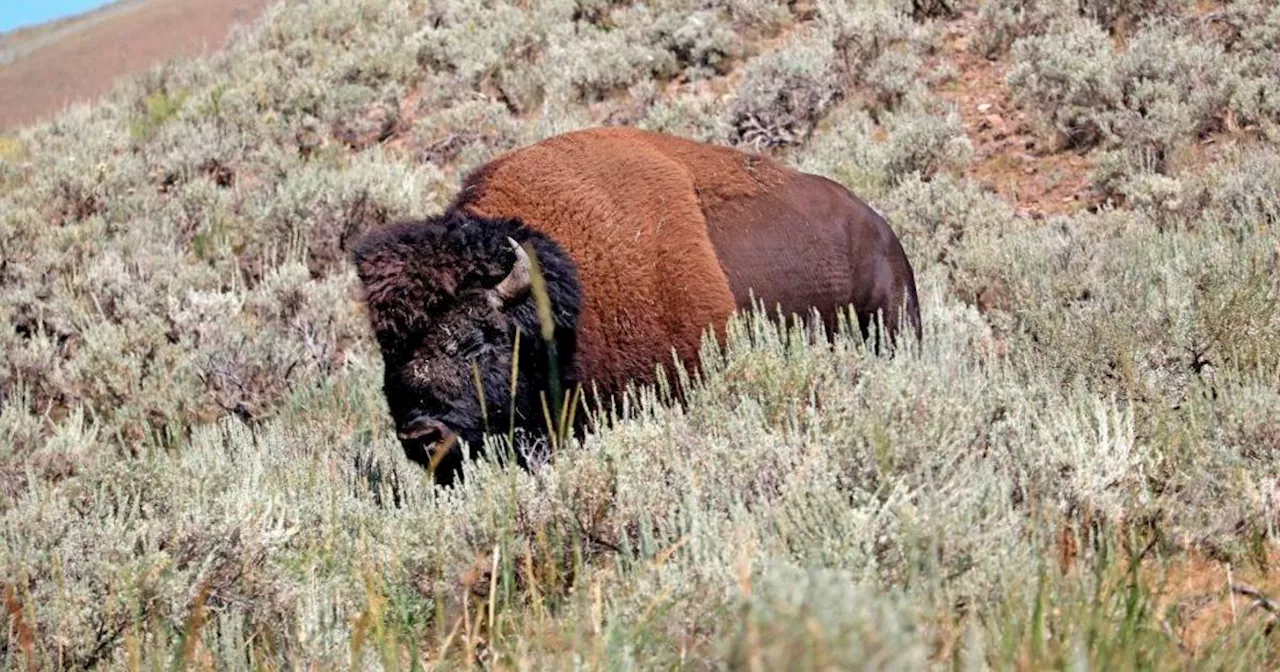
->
<box><xmin>0</xmin><ymin>0</ymin><xmax>271</xmax><ymax>131</ymax></box>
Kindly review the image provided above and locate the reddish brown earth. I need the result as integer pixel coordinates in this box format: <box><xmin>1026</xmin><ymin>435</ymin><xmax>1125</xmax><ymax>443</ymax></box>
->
<box><xmin>929</xmin><ymin>13</ymin><xmax>1099</xmax><ymax>220</ymax></box>
<box><xmin>0</xmin><ymin>0</ymin><xmax>272</xmax><ymax>131</ymax></box>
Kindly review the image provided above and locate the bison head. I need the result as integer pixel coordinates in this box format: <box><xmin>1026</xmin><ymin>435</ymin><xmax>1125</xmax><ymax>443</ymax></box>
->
<box><xmin>351</xmin><ymin>211</ymin><xmax>582</xmax><ymax>485</ymax></box>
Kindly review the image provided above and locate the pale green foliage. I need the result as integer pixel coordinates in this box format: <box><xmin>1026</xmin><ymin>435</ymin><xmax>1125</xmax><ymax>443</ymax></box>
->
<box><xmin>411</xmin><ymin>98</ymin><xmax>523</xmax><ymax>172</ymax></box>
<box><xmin>727</xmin><ymin>0</ymin><xmax>935</xmax><ymax>149</ymax></box>
<box><xmin>1006</xmin><ymin>17</ymin><xmax>1120</xmax><ymax>149</ymax></box>
<box><xmin>416</xmin><ymin>0</ymin><xmax>772</xmax><ymax>109</ymax></box>
<box><xmin>1076</xmin><ymin>0</ymin><xmax>1190</xmax><ymax>30</ymax></box>
<box><xmin>1223</xmin><ymin>0</ymin><xmax>1280</xmax><ymax>133</ymax></box>
<box><xmin>972</xmin><ymin>0</ymin><xmax>1071</xmax><ymax>58</ymax></box>
<box><xmin>646</xmin><ymin>8</ymin><xmax>740</xmax><ymax>79</ymax></box>
<box><xmin>972</xmin><ymin>0</ymin><xmax>1190</xmax><ymax>57</ymax></box>
<box><xmin>815</xmin><ymin>0</ymin><xmax>932</xmax><ymax>108</ymax></box>
<box><xmin>795</xmin><ymin>103</ymin><xmax>972</xmax><ymax>198</ymax></box>
<box><xmin>882</xmin><ymin>172</ymin><xmax>1014</xmax><ymax>277</ymax></box>
<box><xmin>1010</xmin><ymin>17</ymin><xmax>1232</xmax><ymax>161</ymax></box>
<box><xmin>2</xmin><ymin>0</ymin><xmax>1280</xmax><ymax>668</ymax></box>
<box><xmin>1093</xmin><ymin>133</ymin><xmax>1280</xmax><ymax>235</ymax></box>
<box><xmin>1188</xmin><ymin>143</ymin><xmax>1280</xmax><ymax>231</ymax></box>
<box><xmin>709</xmin><ymin>0</ymin><xmax>795</xmax><ymax>34</ymax></box>
<box><xmin>5</xmin><ymin>272</ymin><xmax>1277</xmax><ymax>665</ymax></box>
<box><xmin>637</xmin><ymin>86</ymin><xmax>733</xmax><ymax>143</ymax></box>
<box><xmin>549</xmin><ymin>22</ymin><xmax>674</xmax><ymax>101</ymax></box>
<box><xmin>1111</xmin><ymin>21</ymin><xmax>1233</xmax><ymax>165</ymax></box>
<box><xmin>1009</xmin><ymin>8</ymin><xmax>1280</xmax><ymax>168</ymax></box>
<box><xmin>728</xmin><ymin>35</ymin><xmax>840</xmax><ymax>149</ymax></box>
<box><xmin>879</xmin><ymin>105</ymin><xmax>973</xmax><ymax>182</ymax></box>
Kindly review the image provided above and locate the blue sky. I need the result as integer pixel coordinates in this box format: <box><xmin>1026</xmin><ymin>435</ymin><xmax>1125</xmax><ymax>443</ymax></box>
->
<box><xmin>0</xmin><ymin>0</ymin><xmax>117</xmax><ymax>34</ymax></box>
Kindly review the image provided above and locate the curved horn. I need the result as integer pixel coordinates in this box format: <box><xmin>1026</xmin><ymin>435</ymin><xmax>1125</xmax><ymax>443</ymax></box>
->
<box><xmin>491</xmin><ymin>237</ymin><xmax>531</xmax><ymax>306</ymax></box>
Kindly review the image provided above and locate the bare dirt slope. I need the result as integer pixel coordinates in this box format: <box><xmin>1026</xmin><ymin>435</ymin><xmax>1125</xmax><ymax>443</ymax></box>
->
<box><xmin>0</xmin><ymin>0</ymin><xmax>271</xmax><ymax>131</ymax></box>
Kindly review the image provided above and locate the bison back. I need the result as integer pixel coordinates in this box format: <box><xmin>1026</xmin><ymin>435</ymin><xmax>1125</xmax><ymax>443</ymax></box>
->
<box><xmin>622</xmin><ymin>128</ymin><xmax>921</xmax><ymax>346</ymax></box>
<box><xmin>455</xmin><ymin>128</ymin><xmax>739</xmax><ymax>396</ymax></box>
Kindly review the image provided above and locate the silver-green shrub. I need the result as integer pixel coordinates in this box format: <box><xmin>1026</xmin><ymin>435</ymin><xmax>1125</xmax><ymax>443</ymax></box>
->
<box><xmin>815</xmin><ymin>0</ymin><xmax>932</xmax><ymax>109</ymax></box>
<box><xmin>973</xmin><ymin>0</ymin><xmax>1190</xmax><ymax>57</ymax></box>
<box><xmin>1006</xmin><ymin>16</ymin><xmax>1122</xmax><ymax>149</ymax></box>
<box><xmin>648</xmin><ymin>8</ymin><xmax>739</xmax><ymax>80</ymax></box>
<box><xmin>796</xmin><ymin>101</ymin><xmax>971</xmax><ymax>199</ymax></box>
<box><xmin>727</xmin><ymin>36</ymin><xmax>841</xmax><ymax>149</ymax></box>
<box><xmin>972</xmin><ymin>0</ymin><xmax>1071</xmax><ymax>58</ymax></box>
<box><xmin>1076</xmin><ymin>0</ymin><xmax>1190</xmax><ymax>31</ymax></box>
<box><xmin>1010</xmin><ymin>17</ymin><xmax>1232</xmax><ymax>167</ymax></box>
<box><xmin>637</xmin><ymin>86</ymin><xmax>733</xmax><ymax>143</ymax></box>
<box><xmin>727</xmin><ymin>1</ymin><xmax>936</xmax><ymax>150</ymax></box>
<box><xmin>3</xmin><ymin>0</ymin><xmax>1280</xmax><ymax>667</ymax></box>
<box><xmin>1222</xmin><ymin>0</ymin><xmax>1280</xmax><ymax>133</ymax></box>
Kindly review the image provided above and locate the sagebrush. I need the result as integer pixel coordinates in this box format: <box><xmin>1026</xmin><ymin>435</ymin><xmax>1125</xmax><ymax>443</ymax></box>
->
<box><xmin>2</xmin><ymin>0</ymin><xmax>1279</xmax><ymax>668</ymax></box>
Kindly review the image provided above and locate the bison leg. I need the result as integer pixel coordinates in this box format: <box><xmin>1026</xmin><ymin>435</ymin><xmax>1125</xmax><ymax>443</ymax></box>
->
<box><xmin>856</xmin><ymin>283</ymin><xmax>922</xmax><ymax>356</ymax></box>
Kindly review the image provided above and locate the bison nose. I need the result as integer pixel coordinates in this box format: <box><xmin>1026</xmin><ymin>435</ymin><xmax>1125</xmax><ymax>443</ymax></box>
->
<box><xmin>396</xmin><ymin>414</ymin><xmax>452</xmax><ymax>445</ymax></box>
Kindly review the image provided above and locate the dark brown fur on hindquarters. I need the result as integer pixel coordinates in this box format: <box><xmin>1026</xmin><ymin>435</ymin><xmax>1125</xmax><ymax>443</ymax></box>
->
<box><xmin>351</xmin><ymin>126</ymin><xmax>922</xmax><ymax>485</ymax></box>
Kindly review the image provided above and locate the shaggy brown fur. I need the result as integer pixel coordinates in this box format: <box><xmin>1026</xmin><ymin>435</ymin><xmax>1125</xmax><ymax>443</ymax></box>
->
<box><xmin>457</xmin><ymin>126</ymin><xmax>920</xmax><ymax>392</ymax></box>
<box><xmin>353</xmin><ymin>126</ymin><xmax>921</xmax><ymax>485</ymax></box>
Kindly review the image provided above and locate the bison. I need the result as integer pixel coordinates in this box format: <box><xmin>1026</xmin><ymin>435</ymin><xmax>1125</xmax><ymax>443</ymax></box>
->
<box><xmin>352</xmin><ymin>126</ymin><xmax>921</xmax><ymax>484</ymax></box>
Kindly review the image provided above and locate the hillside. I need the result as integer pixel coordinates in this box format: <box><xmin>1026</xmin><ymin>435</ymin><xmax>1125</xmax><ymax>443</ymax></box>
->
<box><xmin>2</xmin><ymin>0</ymin><xmax>1279</xmax><ymax>668</ymax></box>
<box><xmin>0</xmin><ymin>0</ymin><xmax>272</xmax><ymax>130</ymax></box>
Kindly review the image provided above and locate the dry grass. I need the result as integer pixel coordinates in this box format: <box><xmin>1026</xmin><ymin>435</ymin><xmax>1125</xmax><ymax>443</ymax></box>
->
<box><xmin>1</xmin><ymin>0</ymin><xmax>1279</xmax><ymax>668</ymax></box>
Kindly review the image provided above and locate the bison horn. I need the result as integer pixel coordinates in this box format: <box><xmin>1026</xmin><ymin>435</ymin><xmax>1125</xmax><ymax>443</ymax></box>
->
<box><xmin>490</xmin><ymin>237</ymin><xmax>532</xmax><ymax>307</ymax></box>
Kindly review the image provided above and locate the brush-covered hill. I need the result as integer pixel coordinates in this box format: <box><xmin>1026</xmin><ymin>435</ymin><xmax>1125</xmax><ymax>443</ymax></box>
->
<box><xmin>1</xmin><ymin>0</ymin><xmax>1279</xmax><ymax>667</ymax></box>
<box><xmin>0</xmin><ymin>0</ymin><xmax>274</xmax><ymax>131</ymax></box>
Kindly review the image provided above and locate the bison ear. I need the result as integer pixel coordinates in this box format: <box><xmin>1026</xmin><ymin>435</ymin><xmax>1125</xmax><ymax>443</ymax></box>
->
<box><xmin>487</xmin><ymin>237</ymin><xmax>532</xmax><ymax>310</ymax></box>
<box><xmin>352</xmin><ymin>238</ymin><xmax>413</xmax><ymax>311</ymax></box>
<box><xmin>351</xmin><ymin>234</ymin><xmax>457</xmax><ymax>334</ymax></box>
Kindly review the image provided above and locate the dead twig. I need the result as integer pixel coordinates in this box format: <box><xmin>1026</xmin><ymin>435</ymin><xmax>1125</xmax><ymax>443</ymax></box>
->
<box><xmin>1229</xmin><ymin>581</ymin><xmax>1280</xmax><ymax>637</ymax></box>
<box><xmin>1231</xmin><ymin>582</ymin><xmax>1279</xmax><ymax>615</ymax></box>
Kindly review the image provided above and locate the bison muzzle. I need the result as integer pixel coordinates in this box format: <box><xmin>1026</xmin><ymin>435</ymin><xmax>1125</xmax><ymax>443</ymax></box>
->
<box><xmin>352</xmin><ymin>126</ymin><xmax>921</xmax><ymax>485</ymax></box>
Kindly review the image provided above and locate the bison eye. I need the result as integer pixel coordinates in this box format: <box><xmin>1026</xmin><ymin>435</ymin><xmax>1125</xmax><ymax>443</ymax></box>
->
<box><xmin>456</xmin><ymin>332</ymin><xmax>486</xmax><ymax>358</ymax></box>
<box><xmin>440</xmin><ymin>329</ymin><xmax>485</xmax><ymax>358</ymax></box>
